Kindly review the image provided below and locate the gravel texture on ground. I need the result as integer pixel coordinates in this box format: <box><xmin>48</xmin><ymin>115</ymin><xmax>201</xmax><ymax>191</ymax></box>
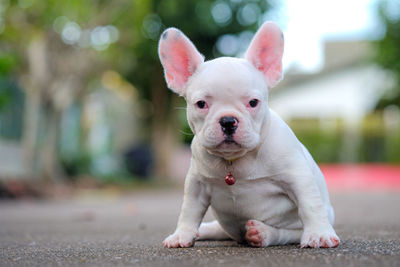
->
<box><xmin>1</xmin><ymin>189</ymin><xmax>400</xmax><ymax>266</ymax></box>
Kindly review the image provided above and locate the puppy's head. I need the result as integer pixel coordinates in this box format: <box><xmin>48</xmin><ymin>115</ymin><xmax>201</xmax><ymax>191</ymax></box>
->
<box><xmin>158</xmin><ymin>22</ymin><xmax>284</xmax><ymax>160</ymax></box>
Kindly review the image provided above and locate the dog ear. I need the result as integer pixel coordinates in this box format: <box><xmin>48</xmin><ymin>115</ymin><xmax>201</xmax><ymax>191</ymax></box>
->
<box><xmin>245</xmin><ymin>22</ymin><xmax>284</xmax><ymax>88</ymax></box>
<box><xmin>158</xmin><ymin>28</ymin><xmax>204</xmax><ymax>95</ymax></box>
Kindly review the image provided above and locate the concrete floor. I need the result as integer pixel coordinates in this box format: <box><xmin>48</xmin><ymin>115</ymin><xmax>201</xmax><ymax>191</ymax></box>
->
<box><xmin>1</xmin><ymin>189</ymin><xmax>400</xmax><ymax>266</ymax></box>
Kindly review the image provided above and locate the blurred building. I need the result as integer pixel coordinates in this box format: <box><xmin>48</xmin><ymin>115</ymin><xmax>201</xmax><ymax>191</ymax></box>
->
<box><xmin>0</xmin><ymin>71</ymin><xmax>141</xmax><ymax>180</ymax></box>
<box><xmin>270</xmin><ymin>40</ymin><xmax>398</xmax><ymax>162</ymax></box>
<box><xmin>272</xmin><ymin>41</ymin><xmax>392</xmax><ymax>121</ymax></box>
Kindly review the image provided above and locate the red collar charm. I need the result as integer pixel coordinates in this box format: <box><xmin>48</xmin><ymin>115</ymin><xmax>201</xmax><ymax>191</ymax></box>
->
<box><xmin>224</xmin><ymin>159</ymin><xmax>236</xmax><ymax>185</ymax></box>
<box><xmin>225</xmin><ymin>172</ymin><xmax>236</xmax><ymax>185</ymax></box>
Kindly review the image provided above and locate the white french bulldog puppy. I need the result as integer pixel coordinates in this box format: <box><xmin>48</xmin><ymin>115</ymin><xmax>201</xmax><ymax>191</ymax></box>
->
<box><xmin>158</xmin><ymin>22</ymin><xmax>340</xmax><ymax>248</ymax></box>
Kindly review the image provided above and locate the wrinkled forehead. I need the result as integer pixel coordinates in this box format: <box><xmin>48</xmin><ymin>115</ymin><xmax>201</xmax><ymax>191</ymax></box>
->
<box><xmin>186</xmin><ymin>57</ymin><xmax>268</xmax><ymax>101</ymax></box>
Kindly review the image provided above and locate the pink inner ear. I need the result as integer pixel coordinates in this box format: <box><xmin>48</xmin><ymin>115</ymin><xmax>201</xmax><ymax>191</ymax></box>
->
<box><xmin>161</xmin><ymin>40</ymin><xmax>192</xmax><ymax>87</ymax></box>
<box><xmin>245</xmin><ymin>22</ymin><xmax>284</xmax><ymax>88</ymax></box>
<box><xmin>159</xmin><ymin>29</ymin><xmax>203</xmax><ymax>94</ymax></box>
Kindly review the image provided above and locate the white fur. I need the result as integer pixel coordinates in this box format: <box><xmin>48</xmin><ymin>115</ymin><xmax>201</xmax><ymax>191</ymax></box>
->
<box><xmin>160</xmin><ymin>22</ymin><xmax>339</xmax><ymax>249</ymax></box>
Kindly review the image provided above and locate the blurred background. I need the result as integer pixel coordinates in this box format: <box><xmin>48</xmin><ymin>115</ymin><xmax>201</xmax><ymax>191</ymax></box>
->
<box><xmin>0</xmin><ymin>0</ymin><xmax>399</xmax><ymax>197</ymax></box>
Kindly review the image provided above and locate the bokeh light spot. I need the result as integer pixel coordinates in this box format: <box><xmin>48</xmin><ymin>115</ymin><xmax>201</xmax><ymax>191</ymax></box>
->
<box><xmin>53</xmin><ymin>16</ymin><xmax>69</xmax><ymax>34</ymax></box>
<box><xmin>91</xmin><ymin>26</ymin><xmax>111</xmax><ymax>51</ymax></box>
<box><xmin>61</xmin><ymin>22</ymin><xmax>81</xmax><ymax>45</ymax></box>
<box><xmin>142</xmin><ymin>14</ymin><xmax>162</xmax><ymax>40</ymax></box>
<box><xmin>216</xmin><ymin>34</ymin><xmax>239</xmax><ymax>56</ymax></box>
<box><xmin>211</xmin><ymin>1</ymin><xmax>232</xmax><ymax>26</ymax></box>
<box><xmin>237</xmin><ymin>3</ymin><xmax>260</xmax><ymax>26</ymax></box>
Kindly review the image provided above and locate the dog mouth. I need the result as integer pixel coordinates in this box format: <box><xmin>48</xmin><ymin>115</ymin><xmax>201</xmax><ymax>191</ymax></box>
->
<box><xmin>204</xmin><ymin>135</ymin><xmax>250</xmax><ymax>160</ymax></box>
<box><xmin>217</xmin><ymin>137</ymin><xmax>241</xmax><ymax>148</ymax></box>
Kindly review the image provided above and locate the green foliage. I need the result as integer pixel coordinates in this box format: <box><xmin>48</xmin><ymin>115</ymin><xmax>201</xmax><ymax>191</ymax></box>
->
<box><xmin>0</xmin><ymin>53</ymin><xmax>18</xmax><ymax>76</ymax></box>
<box><xmin>0</xmin><ymin>79</ymin><xmax>24</xmax><ymax>139</ymax></box>
<box><xmin>0</xmin><ymin>53</ymin><xmax>18</xmax><ymax>110</ymax></box>
<box><xmin>128</xmin><ymin>0</ymin><xmax>271</xmax><ymax>78</ymax></box>
<box><xmin>0</xmin><ymin>90</ymin><xmax>10</xmax><ymax>110</ymax></box>
<box><xmin>289</xmin><ymin>119</ymin><xmax>343</xmax><ymax>163</ymax></box>
<box><xmin>374</xmin><ymin>0</ymin><xmax>400</xmax><ymax>109</ymax></box>
<box><xmin>0</xmin><ymin>82</ymin><xmax>11</xmax><ymax>110</ymax></box>
<box><xmin>291</xmin><ymin>116</ymin><xmax>400</xmax><ymax>164</ymax></box>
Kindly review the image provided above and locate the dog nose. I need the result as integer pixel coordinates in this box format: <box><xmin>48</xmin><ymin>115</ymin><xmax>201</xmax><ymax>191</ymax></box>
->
<box><xmin>219</xmin><ymin>116</ymin><xmax>238</xmax><ymax>135</ymax></box>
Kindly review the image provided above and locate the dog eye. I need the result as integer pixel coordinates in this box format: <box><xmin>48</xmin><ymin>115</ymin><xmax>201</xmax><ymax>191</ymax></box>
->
<box><xmin>196</xmin><ymin>100</ymin><xmax>207</xmax><ymax>109</ymax></box>
<box><xmin>248</xmin><ymin>99</ymin><xmax>259</xmax><ymax>108</ymax></box>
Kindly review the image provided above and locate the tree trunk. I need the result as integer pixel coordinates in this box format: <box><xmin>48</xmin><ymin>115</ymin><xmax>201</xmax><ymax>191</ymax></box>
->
<box><xmin>21</xmin><ymin>34</ymin><xmax>65</xmax><ymax>182</ymax></box>
<box><xmin>150</xmin><ymin>66</ymin><xmax>179</xmax><ymax>180</ymax></box>
<box><xmin>21</xmin><ymin>87</ymin><xmax>41</xmax><ymax>178</ymax></box>
<box><xmin>40</xmin><ymin>108</ymin><xmax>64</xmax><ymax>182</ymax></box>
<box><xmin>21</xmin><ymin>35</ymin><xmax>49</xmax><ymax>179</ymax></box>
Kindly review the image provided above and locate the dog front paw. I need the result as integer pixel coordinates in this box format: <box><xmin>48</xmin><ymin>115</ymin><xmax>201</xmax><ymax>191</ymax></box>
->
<box><xmin>163</xmin><ymin>229</ymin><xmax>199</xmax><ymax>248</ymax></box>
<box><xmin>301</xmin><ymin>227</ymin><xmax>340</xmax><ymax>248</ymax></box>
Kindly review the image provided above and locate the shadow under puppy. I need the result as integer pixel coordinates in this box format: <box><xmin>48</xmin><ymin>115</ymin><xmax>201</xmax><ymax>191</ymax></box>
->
<box><xmin>158</xmin><ymin>21</ymin><xmax>340</xmax><ymax>248</ymax></box>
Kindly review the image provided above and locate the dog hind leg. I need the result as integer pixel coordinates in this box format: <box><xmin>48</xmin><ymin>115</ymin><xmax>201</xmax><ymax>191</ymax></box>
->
<box><xmin>198</xmin><ymin>220</ymin><xmax>231</xmax><ymax>240</ymax></box>
<box><xmin>245</xmin><ymin>220</ymin><xmax>302</xmax><ymax>247</ymax></box>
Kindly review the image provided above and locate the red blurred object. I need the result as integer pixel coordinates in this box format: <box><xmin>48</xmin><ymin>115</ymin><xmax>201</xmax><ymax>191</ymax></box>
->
<box><xmin>320</xmin><ymin>164</ymin><xmax>400</xmax><ymax>192</ymax></box>
<box><xmin>225</xmin><ymin>172</ymin><xmax>236</xmax><ymax>185</ymax></box>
